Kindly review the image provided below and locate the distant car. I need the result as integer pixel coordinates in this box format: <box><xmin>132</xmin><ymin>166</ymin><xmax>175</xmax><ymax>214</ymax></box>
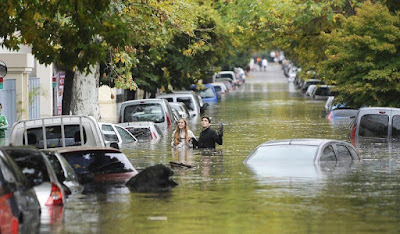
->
<box><xmin>0</xmin><ymin>148</ymin><xmax>41</xmax><ymax>233</ymax></box>
<box><xmin>156</xmin><ymin>91</ymin><xmax>202</xmax><ymax>118</ymax></box>
<box><xmin>218</xmin><ymin>71</ymin><xmax>241</xmax><ymax>86</ymax></box>
<box><xmin>169</xmin><ymin>102</ymin><xmax>190</xmax><ymax>119</ymax></box>
<box><xmin>244</xmin><ymin>139</ymin><xmax>361</xmax><ymax>164</ymax></box>
<box><xmin>119</xmin><ymin>98</ymin><xmax>175</xmax><ymax>129</ymax></box>
<box><xmin>305</xmin><ymin>85</ymin><xmax>317</xmax><ymax>98</ymax></box>
<box><xmin>350</xmin><ymin>107</ymin><xmax>400</xmax><ymax>144</ymax></box>
<box><xmin>57</xmin><ymin>147</ymin><xmax>138</xmax><ymax>184</ymax></box>
<box><xmin>327</xmin><ymin>104</ymin><xmax>358</xmax><ymax>121</ymax></box>
<box><xmin>301</xmin><ymin>79</ymin><xmax>324</xmax><ymax>93</ymax></box>
<box><xmin>215</xmin><ymin>77</ymin><xmax>235</xmax><ymax>91</ymax></box>
<box><xmin>325</xmin><ymin>96</ymin><xmax>335</xmax><ymax>113</ymax></box>
<box><xmin>311</xmin><ymin>85</ymin><xmax>335</xmax><ymax>100</ymax></box>
<box><xmin>119</xmin><ymin>121</ymin><xmax>163</xmax><ymax>141</ymax></box>
<box><xmin>41</xmin><ymin>150</ymin><xmax>83</xmax><ymax>195</ymax></box>
<box><xmin>191</xmin><ymin>84</ymin><xmax>219</xmax><ymax>103</ymax></box>
<box><xmin>99</xmin><ymin>123</ymin><xmax>137</xmax><ymax>149</ymax></box>
<box><xmin>210</xmin><ymin>82</ymin><xmax>228</xmax><ymax>96</ymax></box>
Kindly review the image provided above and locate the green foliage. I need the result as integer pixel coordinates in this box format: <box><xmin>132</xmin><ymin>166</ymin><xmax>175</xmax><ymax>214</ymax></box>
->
<box><xmin>321</xmin><ymin>1</ymin><xmax>400</xmax><ymax>107</ymax></box>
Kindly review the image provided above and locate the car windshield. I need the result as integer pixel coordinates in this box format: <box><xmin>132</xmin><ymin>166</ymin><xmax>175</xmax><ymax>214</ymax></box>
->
<box><xmin>199</xmin><ymin>87</ymin><xmax>215</xmax><ymax>98</ymax></box>
<box><xmin>246</xmin><ymin>145</ymin><xmax>319</xmax><ymax>162</ymax></box>
<box><xmin>126</xmin><ymin>127</ymin><xmax>151</xmax><ymax>140</ymax></box>
<box><xmin>61</xmin><ymin>151</ymin><xmax>134</xmax><ymax>175</ymax></box>
<box><xmin>177</xmin><ymin>97</ymin><xmax>194</xmax><ymax>111</ymax></box>
<box><xmin>219</xmin><ymin>73</ymin><xmax>234</xmax><ymax>80</ymax></box>
<box><xmin>124</xmin><ymin>103</ymin><xmax>164</xmax><ymax>123</ymax></box>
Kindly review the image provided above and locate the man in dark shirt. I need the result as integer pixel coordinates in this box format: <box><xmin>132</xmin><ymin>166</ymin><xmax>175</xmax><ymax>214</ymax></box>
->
<box><xmin>192</xmin><ymin>116</ymin><xmax>222</xmax><ymax>149</ymax></box>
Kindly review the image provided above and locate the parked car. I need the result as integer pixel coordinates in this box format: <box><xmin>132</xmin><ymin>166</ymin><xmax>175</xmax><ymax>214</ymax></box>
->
<box><xmin>56</xmin><ymin>147</ymin><xmax>138</xmax><ymax>184</ymax></box>
<box><xmin>119</xmin><ymin>121</ymin><xmax>163</xmax><ymax>142</ymax></box>
<box><xmin>350</xmin><ymin>107</ymin><xmax>400</xmax><ymax>144</ymax></box>
<box><xmin>301</xmin><ymin>79</ymin><xmax>324</xmax><ymax>93</ymax></box>
<box><xmin>244</xmin><ymin>139</ymin><xmax>361</xmax><ymax>164</ymax></box>
<box><xmin>41</xmin><ymin>150</ymin><xmax>83</xmax><ymax>195</ymax></box>
<box><xmin>169</xmin><ymin>102</ymin><xmax>190</xmax><ymax>119</ymax></box>
<box><xmin>215</xmin><ymin>77</ymin><xmax>235</xmax><ymax>90</ymax></box>
<box><xmin>156</xmin><ymin>91</ymin><xmax>202</xmax><ymax>118</ymax></box>
<box><xmin>191</xmin><ymin>84</ymin><xmax>219</xmax><ymax>103</ymax></box>
<box><xmin>327</xmin><ymin>104</ymin><xmax>358</xmax><ymax>121</ymax></box>
<box><xmin>325</xmin><ymin>96</ymin><xmax>335</xmax><ymax>113</ymax></box>
<box><xmin>3</xmin><ymin>146</ymin><xmax>67</xmax><ymax>208</ymax></box>
<box><xmin>305</xmin><ymin>85</ymin><xmax>317</xmax><ymax>98</ymax></box>
<box><xmin>9</xmin><ymin>115</ymin><xmax>106</xmax><ymax>149</ymax></box>
<box><xmin>217</xmin><ymin>71</ymin><xmax>241</xmax><ymax>86</ymax></box>
<box><xmin>99</xmin><ymin>122</ymin><xmax>137</xmax><ymax>149</ymax></box>
<box><xmin>0</xmin><ymin>148</ymin><xmax>41</xmax><ymax>233</ymax></box>
<box><xmin>210</xmin><ymin>82</ymin><xmax>228</xmax><ymax>96</ymax></box>
<box><xmin>119</xmin><ymin>98</ymin><xmax>175</xmax><ymax>129</ymax></box>
<box><xmin>311</xmin><ymin>85</ymin><xmax>336</xmax><ymax>100</ymax></box>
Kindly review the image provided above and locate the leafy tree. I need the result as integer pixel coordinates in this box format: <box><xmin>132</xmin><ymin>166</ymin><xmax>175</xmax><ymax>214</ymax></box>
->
<box><xmin>321</xmin><ymin>1</ymin><xmax>400</xmax><ymax>107</ymax></box>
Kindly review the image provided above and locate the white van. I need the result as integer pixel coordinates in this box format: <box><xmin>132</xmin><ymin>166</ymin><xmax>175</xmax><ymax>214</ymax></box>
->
<box><xmin>9</xmin><ymin>115</ymin><xmax>106</xmax><ymax>149</ymax></box>
<box><xmin>156</xmin><ymin>91</ymin><xmax>202</xmax><ymax>118</ymax></box>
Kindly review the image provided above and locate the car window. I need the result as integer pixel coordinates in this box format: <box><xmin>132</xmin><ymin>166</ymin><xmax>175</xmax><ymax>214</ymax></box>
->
<box><xmin>127</xmin><ymin>127</ymin><xmax>151</xmax><ymax>140</ymax></box>
<box><xmin>124</xmin><ymin>103</ymin><xmax>165</xmax><ymax>123</ymax></box>
<box><xmin>45</xmin><ymin>153</ymin><xmax>66</xmax><ymax>182</ymax></box>
<box><xmin>320</xmin><ymin>145</ymin><xmax>336</xmax><ymax>162</ymax></box>
<box><xmin>101</xmin><ymin>124</ymin><xmax>114</xmax><ymax>132</ymax></box>
<box><xmin>115</xmin><ymin>126</ymin><xmax>136</xmax><ymax>142</ymax></box>
<box><xmin>104</xmin><ymin>133</ymin><xmax>119</xmax><ymax>142</ymax></box>
<box><xmin>392</xmin><ymin>115</ymin><xmax>400</xmax><ymax>139</ymax></box>
<box><xmin>25</xmin><ymin>125</ymin><xmax>87</xmax><ymax>148</ymax></box>
<box><xmin>359</xmin><ymin>114</ymin><xmax>388</xmax><ymax>138</ymax></box>
<box><xmin>62</xmin><ymin>151</ymin><xmax>134</xmax><ymax>175</ymax></box>
<box><xmin>336</xmin><ymin>145</ymin><xmax>353</xmax><ymax>161</ymax></box>
<box><xmin>315</xmin><ymin>87</ymin><xmax>331</xmax><ymax>96</ymax></box>
<box><xmin>0</xmin><ymin>158</ymin><xmax>17</xmax><ymax>185</ymax></box>
<box><xmin>247</xmin><ymin>145</ymin><xmax>318</xmax><ymax>162</ymax></box>
<box><xmin>177</xmin><ymin>97</ymin><xmax>194</xmax><ymax>111</ymax></box>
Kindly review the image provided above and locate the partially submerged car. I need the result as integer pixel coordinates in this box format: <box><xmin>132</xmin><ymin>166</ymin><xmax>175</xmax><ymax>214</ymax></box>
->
<box><xmin>244</xmin><ymin>139</ymin><xmax>361</xmax><ymax>164</ymax></box>
<box><xmin>56</xmin><ymin>147</ymin><xmax>138</xmax><ymax>184</ymax></box>
<box><xmin>0</xmin><ymin>148</ymin><xmax>41</xmax><ymax>233</ymax></box>
<box><xmin>157</xmin><ymin>91</ymin><xmax>203</xmax><ymax>117</ymax></box>
<box><xmin>350</xmin><ymin>107</ymin><xmax>400</xmax><ymax>144</ymax></box>
<box><xmin>119</xmin><ymin>121</ymin><xmax>162</xmax><ymax>142</ymax></box>
<box><xmin>169</xmin><ymin>102</ymin><xmax>190</xmax><ymax>119</ymax></box>
<box><xmin>99</xmin><ymin>122</ymin><xmax>137</xmax><ymax>149</ymax></box>
<box><xmin>9</xmin><ymin>115</ymin><xmax>106</xmax><ymax>149</ymax></box>
<box><xmin>191</xmin><ymin>84</ymin><xmax>219</xmax><ymax>103</ymax></box>
<box><xmin>119</xmin><ymin>98</ymin><xmax>175</xmax><ymax>129</ymax></box>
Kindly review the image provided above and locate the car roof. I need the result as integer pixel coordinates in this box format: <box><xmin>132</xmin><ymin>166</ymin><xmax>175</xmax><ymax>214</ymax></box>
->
<box><xmin>358</xmin><ymin>107</ymin><xmax>400</xmax><ymax>112</ymax></box>
<box><xmin>54</xmin><ymin>146</ymin><xmax>121</xmax><ymax>154</ymax></box>
<box><xmin>259</xmin><ymin>138</ymin><xmax>336</xmax><ymax>147</ymax></box>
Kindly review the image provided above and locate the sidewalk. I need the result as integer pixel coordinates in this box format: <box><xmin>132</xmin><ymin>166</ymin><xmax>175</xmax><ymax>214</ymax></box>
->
<box><xmin>247</xmin><ymin>63</ymin><xmax>288</xmax><ymax>84</ymax></box>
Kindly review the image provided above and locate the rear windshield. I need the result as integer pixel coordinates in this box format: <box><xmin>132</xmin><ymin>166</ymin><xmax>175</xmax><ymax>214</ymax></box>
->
<box><xmin>5</xmin><ymin>149</ymin><xmax>51</xmax><ymax>186</ymax></box>
<box><xmin>246</xmin><ymin>145</ymin><xmax>318</xmax><ymax>162</ymax></box>
<box><xmin>25</xmin><ymin>125</ymin><xmax>87</xmax><ymax>149</ymax></box>
<box><xmin>123</xmin><ymin>103</ymin><xmax>165</xmax><ymax>123</ymax></box>
<box><xmin>126</xmin><ymin>128</ymin><xmax>151</xmax><ymax>140</ymax></box>
<box><xmin>177</xmin><ymin>97</ymin><xmax>195</xmax><ymax>111</ymax></box>
<box><xmin>219</xmin><ymin>73</ymin><xmax>234</xmax><ymax>80</ymax></box>
<box><xmin>199</xmin><ymin>87</ymin><xmax>215</xmax><ymax>98</ymax></box>
<box><xmin>61</xmin><ymin>151</ymin><xmax>134</xmax><ymax>175</ymax></box>
<box><xmin>359</xmin><ymin>114</ymin><xmax>388</xmax><ymax>138</ymax></box>
<box><xmin>315</xmin><ymin>87</ymin><xmax>331</xmax><ymax>96</ymax></box>
<box><xmin>332</xmin><ymin>109</ymin><xmax>358</xmax><ymax>118</ymax></box>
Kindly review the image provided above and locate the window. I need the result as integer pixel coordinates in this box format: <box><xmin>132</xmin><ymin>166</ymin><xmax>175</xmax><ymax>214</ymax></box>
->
<box><xmin>101</xmin><ymin>124</ymin><xmax>114</xmax><ymax>132</ymax></box>
<box><xmin>0</xmin><ymin>158</ymin><xmax>17</xmax><ymax>185</ymax></box>
<box><xmin>177</xmin><ymin>97</ymin><xmax>194</xmax><ymax>111</ymax></box>
<box><xmin>115</xmin><ymin>126</ymin><xmax>136</xmax><ymax>142</ymax></box>
<box><xmin>127</xmin><ymin>128</ymin><xmax>151</xmax><ymax>140</ymax></box>
<box><xmin>336</xmin><ymin>145</ymin><xmax>353</xmax><ymax>161</ymax></box>
<box><xmin>199</xmin><ymin>87</ymin><xmax>215</xmax><ymax>98</ymax></box>
<box><xmin>25</xmin><ymin>125</ymin><xmax>87</xmax><ymax>148</ymax></box>
<box><xmin>104</xmin><ymin>133</ymin><xmax>118</xmax><ymax>142</ymax></box>
<box><xmin>359</xmin><ymin>114</ymin><xmax>388</xmax><ymax>138</ymax></box>
<box><xmin>392</xmin><ymin>115</ymin><xmax>400</xmax><ymax>139</ymax></box>
<box><xmin>320</xmin><ymin>145</ymin><xmax>336</xmax><ymax>161</ymax></box>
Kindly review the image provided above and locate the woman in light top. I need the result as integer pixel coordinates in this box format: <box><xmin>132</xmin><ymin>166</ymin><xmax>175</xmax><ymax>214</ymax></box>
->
<box><xmin>171</xmin><ymin>118</ymin><xmax>196</xmax><ymax>148</ymax></box>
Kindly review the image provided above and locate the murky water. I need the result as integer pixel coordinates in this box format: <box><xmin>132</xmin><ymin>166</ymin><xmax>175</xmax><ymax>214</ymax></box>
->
<box><xmin>44</xmin><ymin>64</ymin><xmax>400</xmax><ymax>233</ymax></box>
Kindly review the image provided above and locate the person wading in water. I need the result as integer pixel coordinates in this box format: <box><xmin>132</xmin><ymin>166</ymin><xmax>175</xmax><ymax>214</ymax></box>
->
<box><xmin>192</xmin><ymin>116</ymin><xmax>223</xmax><ymax>149</ymax></box>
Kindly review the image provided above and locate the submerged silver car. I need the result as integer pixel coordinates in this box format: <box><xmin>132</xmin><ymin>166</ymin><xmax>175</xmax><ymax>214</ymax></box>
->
<box><xmin>244</xmin><ymin>139</ymin><xmax>361</xmax><ymax>164</ymax></box>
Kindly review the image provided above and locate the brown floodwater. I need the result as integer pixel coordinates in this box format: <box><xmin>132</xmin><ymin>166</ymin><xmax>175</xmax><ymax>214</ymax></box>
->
<box><xmin>42</xmin><ymin>64</ymin><xmax>400</xmax><ymax>233</ymax></box>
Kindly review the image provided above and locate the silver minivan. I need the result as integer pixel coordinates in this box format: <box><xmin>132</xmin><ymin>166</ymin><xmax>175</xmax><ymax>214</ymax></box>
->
<box><xmin>350</xmin><ymin>107</ymin><xmax>400</xmax><ymax>144</ymax></box>
<box><xmin>119</xmin><ymin>98</ymin><xmax>176</xmax><ymax>129</ymax></box>
<box><xmin>156</xmin><ymin>91</ymin><xmax>202</xmax><ymax>118</ymax></box>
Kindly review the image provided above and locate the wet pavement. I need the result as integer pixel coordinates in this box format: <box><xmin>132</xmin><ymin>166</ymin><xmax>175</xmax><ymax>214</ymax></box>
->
<box><xmin>45</xmin><ymin>63</ymin><xmax>400</xmax><ymax>233</ymax></box>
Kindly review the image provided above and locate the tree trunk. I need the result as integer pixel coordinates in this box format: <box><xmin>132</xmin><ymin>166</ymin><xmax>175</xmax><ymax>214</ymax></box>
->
<box><xmin>62</xmin><ymin>69</ymin><xmax>75</xmax><ymax>115</ymax></box>
<box><xmin>71</xmin><ymin>65</ymin><xmax>101</xmax><ymax>121</ymax></box>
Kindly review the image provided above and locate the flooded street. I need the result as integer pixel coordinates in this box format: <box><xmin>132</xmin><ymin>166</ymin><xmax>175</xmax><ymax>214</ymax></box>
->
<box><xmin>49</xmin><ymin>64</ymin><xmax>400</xmax><ymax>233</ymax></box>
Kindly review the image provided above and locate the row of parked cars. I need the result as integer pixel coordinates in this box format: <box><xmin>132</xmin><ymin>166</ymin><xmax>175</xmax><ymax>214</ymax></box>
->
<box><xmin>0</xmin><ymin>68</ymin><xmax>245</xmax><ymax>232</ymax></box>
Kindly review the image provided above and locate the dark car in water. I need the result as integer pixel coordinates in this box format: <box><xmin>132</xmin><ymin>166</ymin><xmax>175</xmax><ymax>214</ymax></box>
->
<box><xmin>56</xmin><ymin>147</ymin><xmax>138</xmax><ymax>184</ymax></box>
<box><xmin>0</xmin><ymin>148</ymin><xmax>41</xmax><ymax>233</ymax></box>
